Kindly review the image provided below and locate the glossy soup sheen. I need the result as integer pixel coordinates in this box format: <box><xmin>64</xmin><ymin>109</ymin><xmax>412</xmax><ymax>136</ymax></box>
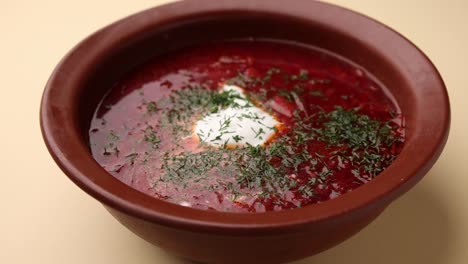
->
<box><xmin>89</xmin><ymin>40</ymin><xmax>405</xmax><ymax>213</ymax></box>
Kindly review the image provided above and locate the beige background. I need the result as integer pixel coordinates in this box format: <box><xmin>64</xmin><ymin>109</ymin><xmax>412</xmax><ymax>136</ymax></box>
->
<box><xmin>1</xmin><ymin>0</ymin><xmax>467</xmax><ymax>263</ymax></box>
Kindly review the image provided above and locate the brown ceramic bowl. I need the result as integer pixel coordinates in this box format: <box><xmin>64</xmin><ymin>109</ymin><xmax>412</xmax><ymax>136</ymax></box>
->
<box><xmin>40</xmin><ymin>0</ymin><xmax>450</xmax><ymax>263</ymax></box>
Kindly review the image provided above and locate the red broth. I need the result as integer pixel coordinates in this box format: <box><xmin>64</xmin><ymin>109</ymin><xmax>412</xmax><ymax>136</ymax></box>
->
<box><xmin>89</xmin><ymin>40</ymin><xmax>405</xmax><ymax>212</ymax></box>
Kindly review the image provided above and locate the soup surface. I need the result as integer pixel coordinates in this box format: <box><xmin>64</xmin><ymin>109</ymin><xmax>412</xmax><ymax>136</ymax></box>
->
<box><xmin>89</xmin><ymin>40</ymin><xmax>405</xmax><ymax>212</ymax></box>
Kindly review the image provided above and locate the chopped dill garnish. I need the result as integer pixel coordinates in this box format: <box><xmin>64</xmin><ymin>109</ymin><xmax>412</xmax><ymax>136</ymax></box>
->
<box><xmin>232</xmin><ymin>135</ymin><xmax>243</xmax><ymax>142</ymax></box>
<box><xmin>144</xmin><ymin>126</ymin><xmax>161</xmax><ymax>149</ymax></box>
<box><xmin>309</xmin><ymin>90</ymin><xmax>324</xmax><ymax>97</ymax></box>
<box><xmin>146</xmin><ymin>101</ymin><xmax>158</xmax><ymax>114</ymax></box>
<box><xmin>107</xmin><ymin>130</ymin><xmax>120</xmax><ymax>141</ymax></box>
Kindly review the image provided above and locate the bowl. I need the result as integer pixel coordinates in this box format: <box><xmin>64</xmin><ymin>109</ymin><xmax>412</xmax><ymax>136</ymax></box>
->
<box><xmin>40</xmin><ymin>0</ymin><xmax>450</xmax><ymax>263</ymax></box>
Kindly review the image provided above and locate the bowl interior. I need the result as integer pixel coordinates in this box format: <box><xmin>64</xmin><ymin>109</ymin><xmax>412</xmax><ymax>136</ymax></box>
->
<box><xmin>78</xmin><ymin>12</ymin><xmax>412</xmax><ymax>140</ymax></box>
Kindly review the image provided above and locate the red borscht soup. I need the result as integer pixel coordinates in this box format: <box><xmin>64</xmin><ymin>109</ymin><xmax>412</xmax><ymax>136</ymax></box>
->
<box><xmin>89</xmin><ymin>40</ymin><xmax>405</xmax><ymax>213</ymax></box>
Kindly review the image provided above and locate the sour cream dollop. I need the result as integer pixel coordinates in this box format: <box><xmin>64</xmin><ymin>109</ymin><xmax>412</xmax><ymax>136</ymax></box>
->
<box><xmin>194</xmin><ymin>84</ymin><xmax>280</xmax><ymax>148</ymax></box>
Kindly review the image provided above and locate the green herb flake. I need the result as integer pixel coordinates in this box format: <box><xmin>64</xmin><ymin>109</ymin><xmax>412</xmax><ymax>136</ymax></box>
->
<box><xmin>309</xmin><ymin>90</ymin><xmax>324</xmax><ymax>97</ymax></box>
<box><xmin>144</xmin><ymin>127</ymin><xmax>161</xmax><ymax>149</ymax></box>
<box><xmin>146</xmin><ymin>101</ymin><xmax>158</xmax><ymax>114</ymax></box>
<box><xmin>107</xmin><ymin>130</ymin><xmax>120</xmax><ymax>141</ymax></box>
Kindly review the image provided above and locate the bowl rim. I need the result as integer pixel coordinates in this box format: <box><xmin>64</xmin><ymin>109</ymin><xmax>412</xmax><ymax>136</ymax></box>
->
<box><xmin>40</xmin><ymin>0</ymin><xmax>450</xmax><ymax>235</ymax></box>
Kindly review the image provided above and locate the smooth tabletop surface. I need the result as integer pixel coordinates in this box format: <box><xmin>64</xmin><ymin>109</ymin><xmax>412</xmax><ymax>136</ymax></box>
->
<box><xmin>2</xmin><ymin>0</ymin><xmax>467</xmax><ymax>263</ymax></box>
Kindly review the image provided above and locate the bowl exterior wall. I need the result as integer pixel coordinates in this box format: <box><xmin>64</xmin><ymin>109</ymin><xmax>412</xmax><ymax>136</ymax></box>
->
<box><xmin>106</xmin><ymin>205</ymin><xmax>386</xmax><ymax>263</ymax></box>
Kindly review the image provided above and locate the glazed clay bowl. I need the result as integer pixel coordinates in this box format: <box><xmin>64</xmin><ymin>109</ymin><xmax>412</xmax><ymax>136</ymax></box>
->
<box><xmin>40</xmin><ymin>0</ymin><xmax>450</xmax><ymax>263</ymax></box>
